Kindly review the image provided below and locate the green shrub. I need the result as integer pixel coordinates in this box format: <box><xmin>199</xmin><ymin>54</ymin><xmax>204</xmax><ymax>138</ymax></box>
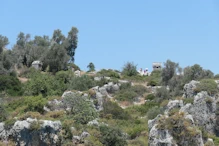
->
<box><xmin>135</xmin><ymin>101</ymin><xmax>159</xmax><ymax>115</ymax></box>
<box><xmin>0</xmin><ymin>104</ymin><xmax>7</xmax><ymax>122</ymax></box>
<box><xmin>4</xmin><ymin>118</ymin><xmax>16</xmax><ymax>130</ymax></box>
<box><xmin>147</xmin><ymin>106</ymin><xmax>163</xmax><ymax>120</ymax></box>
<box><xmin>119</xmin><ymin>82</ymin><xmax>132</xmax><ymax>90</ymax></box>
<box><xmin>115</xmin><ymin>85</ymin><xmax>147</xmax><ymax>102</ymax></box>
<box><xmin>63</xmin><ymin>93</ymin><xmax>98</xmax><ymax>124</ymax></box>
<box><xmin>145</xmin><ymin>94</ymin><xmax>155</xmax><ymax>100</ymax></box>
<box><xmin>99</xmin><ymin>125</ymin><xmax>127</xmax><ymax>146</ymax></box>
<box><xmin>148</xmin><ymin>80</ymin><xmax>158</xmax><ymax>86</ymax></box>
<box><xmin>131</xmin><ymin>85</ymin><xmax>147</xmax><ymax>95</ymax></box>
<box><xmin>95</xmin><ymin>78</ymin><xmax>110</xmax><ymax>87</ymax></box>
<box><xmin>102</xmin><ymin>99</ymin><xmax>130</xmax><ymax>120</ymax></box>
<box><xmin>29</xmin><ymin>121</ymin><xmax>41</xmax><ymax>131</ymax></box>
<box><xmin>155</xmin><ymin>87</ymin><xmax>170</xmax><ymax>103</ymax></box>
<box><xmin>196</xmin><ymin>79</ymin><xmax>218</xmax><ymax>96</ymax></box>
<box><xmin>0</xmin><ymin>75</ymin><xmax>23</xmax><ymax>96</ymax></box>
<box><xmin>183</xmin><ymin>97</ymin><xmax>194</xmax><ymax>104</ymax></box>
<box><xmin>23</xmin><ymin>72</ymin><xmax>66</xmax><ymax>96</ymax></box>
<box><xmin>55</xmin><ymin>70</ymin><xmax>74</xmax><ymax>84</ymax></box>
<box><xmin>215</xmin><ymin>74</ymin><xmax>219</xmax><ymax>79</ymax></box>
<box><xmin>68</xmin><ymin>75</ymin><xmax>95</xmax><ymax>91</ymax></box>
<box><xmin>8</xmin><ymin>95</ymin><xmax>47</xmax><ymax>114</ymax></box>
<box><xmin>122</xmin><ymin>62</ymin><xmax>138</xmax><ymax>77</ymax></box>
<box><xmin>97</xmin><ymin>69</ymin><xmax>120</xmax><ymax>78</ymax></box>
<box><xmin>67</xmin><ymin>63</ymin><xmax>80</xmax><ymax>71</ymax></box>
<box><xmin>115</xmin><ymin>90</ymin><xmax>138</xmax><ymax>101</ymax></box>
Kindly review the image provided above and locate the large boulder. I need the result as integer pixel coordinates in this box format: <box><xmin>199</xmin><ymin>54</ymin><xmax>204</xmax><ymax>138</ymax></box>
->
<box><xmin>149</xmin><ymin>125</ymin><xmax>175</xmax><ymax>146</ymax></box>
<box><xmin>0</xmin><ymin>118</ymin><xmax>62</xmax><ymax>146</ymax></box>
<box><xmin>183</xmin><ymin>80</ymin><xmax>200</xmax><ymax>98</ymax></box>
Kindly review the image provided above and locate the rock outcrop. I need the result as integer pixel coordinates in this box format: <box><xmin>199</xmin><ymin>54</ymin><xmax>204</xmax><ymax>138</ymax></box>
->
<box><xmin>0</xmin><ymin>118</ymin><xmax>62</xmax><ymax>146</ymax></box>
<box><xmin>148</xmin><ymin>91</ymin><xmax>217</xmax><ymax>146</ymax></box>
<box><xmin>183</xmin><ymin>80</ymin><xmax>200</xmax><ymax>98</ymax></box>
<box><xmin>180</xmin><ymin>91</ymin><xmax>216</xmax><ymax>134</ymax></box>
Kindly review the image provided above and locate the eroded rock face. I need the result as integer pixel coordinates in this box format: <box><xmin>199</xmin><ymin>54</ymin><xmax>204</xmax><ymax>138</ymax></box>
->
<box><xmin>148</xmin><ymin>91</ymin><xmax>217</xmax><ymax>146</ymax></box>
<box><xmin>0</xmin><ymin>118</ymin><xmax>62</xmax><ymax>146</ymax></box>
<box><xmin>180</xmin><ymin>91</ymin><xmax>216</xmax><ymax>134</ymax></box>
<box><xmin>183</xmin><ymin>80</ymin><xmax>200</xmax><ymax>98</ymax></box>
<box><xmin>149</xmin><ymin>125</ymin><xmax>175</xmax><ymax>146</ymax></box>
<box><xmin>165</xmin><ymin>100</ymin><xmax>183</xmax><ymax>114</ymax></box>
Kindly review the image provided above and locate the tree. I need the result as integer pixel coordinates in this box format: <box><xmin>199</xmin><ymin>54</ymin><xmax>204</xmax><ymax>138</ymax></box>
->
<box><xmin>64</xmin><ymin>27</ymin><xmax>78</xmax><ymax>62</ymax></box>
<box><xmin>122</xmin><ymin>62</ymin><xmax>138</xmax><ymax>76</ymax></box>
<box><xmin>0</xmin><ymin>35</ymin><xmax>9</xmax><ymax>54</ymax></box>
<box><xmin>13</xmin><ymin>32</ymin><xmax>31</xmax><ymax>66</ymax></box>
<box><xmin>87</xmin><ymin>62</ymin><xmax>95</xmax><ymax>72</ymax></box>
<box><xmin>52</xmin><ymin>29</ymin><xmax>65</xmax><ymax>44</ymax></box>
<box><xmin>161</xmin><ymin>60</ymin><xmax>180</xmax><ymax>86</ymax></box>
<box><xmin>183</xmin><ymin>64</ymin><xmax>214</xmax><ymax>84</ymax></box>
<box><xmin>99</xmin><ymin>125</ymin><xmax>127</xmax><ymax>146</ymax></box>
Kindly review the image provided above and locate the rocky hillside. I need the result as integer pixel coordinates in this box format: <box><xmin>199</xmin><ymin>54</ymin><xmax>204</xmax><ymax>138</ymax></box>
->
<box><xmin>1</xmin><ymin>61</ymin><xmax>219</xmax><ymax>146</ymax></box>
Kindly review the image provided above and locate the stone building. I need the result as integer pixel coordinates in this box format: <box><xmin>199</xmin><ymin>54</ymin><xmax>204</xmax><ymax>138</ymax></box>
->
<box><xmin>152</xmin><ymin>62</ymin><xmax>162</xmax><ymax>71</ymax></box>
<box><xmin>31</xmin><ymin>60</ymin><xmax>43</xmax><ymax>70</ymax></box>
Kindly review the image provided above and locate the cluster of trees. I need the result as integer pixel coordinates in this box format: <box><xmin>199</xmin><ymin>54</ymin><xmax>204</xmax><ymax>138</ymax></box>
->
<box><xmin>0</xmin><ymin>27</ymin><xmax>78</xmax><ymax>74</ymax></box>
<box><xmin>161</xmin><ymin>60</ymin><xmax>215</xmax><ymax>96</ymax></box>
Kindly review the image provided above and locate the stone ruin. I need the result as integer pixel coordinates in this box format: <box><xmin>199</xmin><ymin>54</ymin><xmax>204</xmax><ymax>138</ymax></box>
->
<box><xmin>152</xmin><ymin>62</ymin><xmax>162</xmax><ymax>71</ymax></box>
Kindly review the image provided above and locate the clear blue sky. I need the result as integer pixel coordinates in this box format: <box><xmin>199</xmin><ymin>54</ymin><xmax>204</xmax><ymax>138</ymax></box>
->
<box><xmin>1</xmin><ymin>0</ymin><xmax>219</xmax><ymax>73</ymax></box>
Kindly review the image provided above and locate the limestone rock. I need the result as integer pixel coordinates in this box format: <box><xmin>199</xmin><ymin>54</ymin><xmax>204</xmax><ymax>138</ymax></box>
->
<box><xmin>0</xmin><ymin>118</ymin><xmax>62</xmax><ymax>146</ymax></box>
<box><xmin>183</xmin><ymin>80</ymin><xmax>200</xmax><ymax>98</ymax></box>
<box><xmin>180</xmin><ymin>91</ymin><xmax>216</xmax><ymax>133</ymax></box>
<box><xmin>165</xmin><ymin>100</ymin><xmax>183</xmax><ymax>114</ymax></box>
<box><xmin>149</xmin><ymin>125</ymin><xmax>175</xmax><ymax>146</ymax></box>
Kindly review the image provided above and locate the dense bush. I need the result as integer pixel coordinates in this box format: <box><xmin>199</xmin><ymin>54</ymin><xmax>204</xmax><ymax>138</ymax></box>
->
<box><xmin>183</xmin><ymin>64</ymin><xmax>214</xmax><ymax>83</ymax></box>
<box><xmin>0</xmin><ymin>75</ymin><xmax>23</xmax><ymax>96</ymax></box>
<box><xmin>195</xmin><ymin>79</ymin><xmax>218</xmax><ymax>96</ymax></box>
<box><xmin>215</xmin><ymin>74</ymin><xmax>219</xmax><ymax>79</ymax></box>
<box><xmin>8</xmin><ymin>95</ymin><xmax>47</xmax><ymax>114</ymax></box>
<box><xmin>68</xmin><ymin>75</ymin><xmax>95</xmax><ymax>91</ymax></box>
<box><xmin>101</xmin><ymin>99</ymin><xmax>130</xmax><ymax>120</ymax></box>
<box><xmin>145</xmin><ymin>94</ymin><xmax>155</xmax><ymax>100</ymax></box>
<box><xmin>122</xmin><ymin>62</ymin><xmax>138</xmax><ymax>77</ymax></box>
<box><xmin>0</xmin><ymin>104</ymin><xmax>7</xmax><ymax>122</ymax></box>
<box><xmin>63</xmin><ymin>93</ymin><xmax>98</xmax><ymax>124</ymax></box>
<box><xmin>23</xmin><ymin>72</ymin><xmax>66</xmax><ymax>96</ymax></box>
<box><xmin>147</xmin><ymin>106</ymin><xmax>163</xmax><ymax>120</ymax></box>
<box><xmin>115</xmin><ymin>85</ymin><xmax>147</xmax><ymax>101</ymax></box>
<box><xmin>67</xmin><ymin>63</ymin><xmax>80</xmax><ymax>71</ymax></box>
<box><xmin>135</xmin><ymin>101</ymin><xmax>159</xmax><ymax>115</ymax></box>
<box><xmin>155</xmin><ymin>87</ymin><xmax>170</xmax><ymax>103</ymax></box>
<box><xmin>55</xmin><ymin>70</ymin><xmax>74</xmax><ymax>84</ymax></box>
<box><xmin>99</xmin><ymin>125</ymin><xmax>127</xmax><ymax>146</ymax></box>
<box><xmin>97</xmin><ymin>69</ymin><xmax>120</xmax><ymax>78</ymax></box>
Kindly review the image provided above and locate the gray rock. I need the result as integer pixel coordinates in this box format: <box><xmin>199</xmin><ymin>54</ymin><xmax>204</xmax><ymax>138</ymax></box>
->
<box><xmin>183</xmin><ymin>80</ymin><xmax>200</xmax><ymax>98</ymax></box>
<box><xmin>206</xmin><ymin>138</ymin><xmax>215</xmax><ymax>146</ymax></box>
<box><xmin>148</xmin><ymin>114</ymin><xmax>162</xmax><ymax>131</ymax></box>
<box><xmin>74</xmin><ymin>70</ymin><xmax>81</xmax><ymax>77</ymax></box>
<box><xmin>99</xmin><ymin>87</ymin><xmax>108</xmax><ymax>96</ymax></box>
<box><xmin>149</xmin><ymin>125</ymin><xmax>175</xmax><ymax>146</ymax></box>
<box><xmin>118</xmin><ymin>80</ymin><xmax>129</xmax><ymax>84</ymax></box>
<box><xmin>165</xmin><ymin>100</ymin><xmax>183</xmax><ymax>114</ymax></box>
<box><xmin>87</xmin><ymin>119</ymin><xmax>99</xmax><ymax>126</ymax></box>
<box><xmin>180</xmin><ymin>91</ymin><xmax>216</xmax><ymax>134</ymax></box>
<box><xmin>81</xmin><ymin>131</ymin><xmax>90</xmax><ymax>139</ymax></box>
<box><xmin>72</xmin><ymin>136</ymin><xmax>81</xmax><ymax>144</ymax></box>
<box><xmin>0</xmin><ymin>118</ymin><xmax>62</xmax><ymax>145</ymax></box>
